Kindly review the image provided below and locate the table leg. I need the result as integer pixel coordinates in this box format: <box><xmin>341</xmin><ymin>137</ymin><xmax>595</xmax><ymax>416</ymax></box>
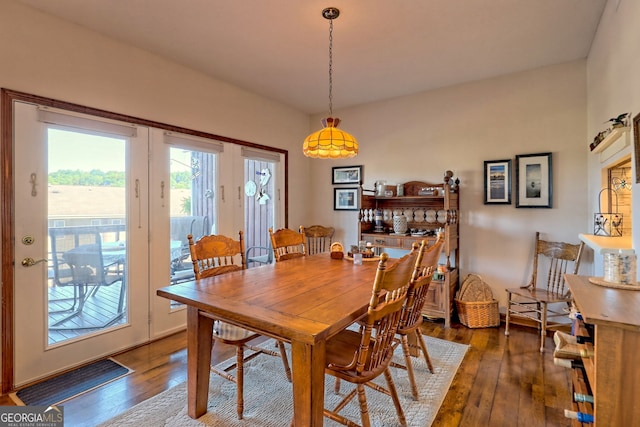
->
<box><xmin>187</xmin><ymin>306</ymin><xmax>214</xmax><ymax>419</ymax></box>
<box><xmin>291</xmin><ymin>340</ymin><xmax>326</xmax><ymax>426</ymax></box>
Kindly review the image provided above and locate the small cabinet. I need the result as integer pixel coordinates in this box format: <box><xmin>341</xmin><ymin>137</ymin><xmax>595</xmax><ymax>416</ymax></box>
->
<box><xmin>358</xmin><ymin>176</ymin><xmax>460</xmax><ymax>327</ymax></box>
<box><xmin>565</xmin><ymin>274</ymin><xmax>640</xmax><ymax>426</ymax></box>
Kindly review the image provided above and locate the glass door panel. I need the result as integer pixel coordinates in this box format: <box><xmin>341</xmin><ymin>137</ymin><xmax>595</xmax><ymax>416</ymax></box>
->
<box><xmin>47</xmin><ymin>129</ymin><xmax>128</xmax><ymax>343</ymax></box>
<box><xmin>244</xmin><ymin>158</ymin><xmax>276</xmax><ymax>267</ymax></box>
<box><xmin>168</xmin><ymin>146</ymin><xmax>217</xmax><ymax>286</ymax></box>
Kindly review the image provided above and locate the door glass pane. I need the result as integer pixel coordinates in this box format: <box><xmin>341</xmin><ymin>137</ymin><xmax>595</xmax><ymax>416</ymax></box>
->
<box><xmin>169</xmin><ymin>147</ymin><xmax>216</xmax><ymax>286</ymax></box>
<box><xmin>47</xmin><ymin>128</ymin><xmax>127</xmax><ymax>345</ymax></box>
<box><xmin>244</xmin><ymin>158</ymin><xmax>276</xmax><ymax>267</ymax></box>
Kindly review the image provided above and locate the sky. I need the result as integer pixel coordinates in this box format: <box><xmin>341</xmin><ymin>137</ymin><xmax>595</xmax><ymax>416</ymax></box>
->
<box><xmin>47</xmin><ymin>128</ymin><xmax>125</xmax><ymax>172</ymax></box>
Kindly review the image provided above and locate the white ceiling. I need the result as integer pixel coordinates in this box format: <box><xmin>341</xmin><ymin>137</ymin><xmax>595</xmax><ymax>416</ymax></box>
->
<box><xmin>18</xmin><ymin>0</ymin><xmax>607</xmax><ymax>114</ymax></box>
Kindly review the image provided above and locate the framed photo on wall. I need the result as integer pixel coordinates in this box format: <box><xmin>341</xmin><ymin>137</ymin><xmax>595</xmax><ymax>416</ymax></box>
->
<box><xmin>515</xmin><ymin>152</ymin><xmax>552</xmax><ymax>208</ymax></box>
<box><xmin>334</xmin><ymin>187</ymin><xmax>359</xmax><ymax>210</ymax></box>
<box><xmin>483</xmin><ymin>159</ymin><xmax>512</xmax><ymax>204</ymax></box>
<box><xmin>332</xmin><ymin>165</ymin><xmax>363</xmax><ymax>185</ymax></box>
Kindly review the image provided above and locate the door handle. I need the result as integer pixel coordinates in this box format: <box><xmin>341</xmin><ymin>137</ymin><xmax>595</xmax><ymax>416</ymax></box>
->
<box><xmin>21</xmin><ymin>257</ymin><xmax>48</xmax><ymax>267</ymax></box>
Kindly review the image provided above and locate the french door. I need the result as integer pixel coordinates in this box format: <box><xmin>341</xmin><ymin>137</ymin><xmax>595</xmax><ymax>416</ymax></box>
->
<box><xmin>13</xmin><ymin>102</ymin><xmax>149</xmax><ymax>386</ymax></box>
<box><xmin>10</xmin><ymin>100</ymin><xmax>285</xmax><ymax>386</ymax></box>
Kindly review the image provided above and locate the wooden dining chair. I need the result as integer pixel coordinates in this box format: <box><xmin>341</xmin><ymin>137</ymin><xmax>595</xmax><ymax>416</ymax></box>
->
<box><xmin>188</xmin><ymin>231</ymin><xmax>292</xmax><ymax>419</ymax></box>
<box><xmin>504</xmin><ymin>232</ymin><xmax>585</xmax><ymax>352</ymax></box>
<box><xmin>323</xmin><ymin>250</ymin><xmax>418</xmax><ymax>427</ymax></box>
<box><xmin>392</xmin><ymin>236</ymin><xmax>445</xmax><ymax>400</ymax></box>
<box><xmin>268</xmin><ymin>226</ymin><xmax>306</xmax><ymax>261</ymax></box>
<box><xmin>303</xmin><ymin>224</ymin><xmax>335</xmax><ymax>255</ymax></box>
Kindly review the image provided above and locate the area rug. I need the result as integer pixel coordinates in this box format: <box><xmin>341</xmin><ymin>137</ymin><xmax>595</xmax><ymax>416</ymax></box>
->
<box><xmin>11</xmin><ymin>358</ymin><xmax>133</xmax><ymax>406</ymax></box>
<box><xmin>99</xmin><ymin>337</ymin><xmax>467</xmax><ymax>427</ymax></box>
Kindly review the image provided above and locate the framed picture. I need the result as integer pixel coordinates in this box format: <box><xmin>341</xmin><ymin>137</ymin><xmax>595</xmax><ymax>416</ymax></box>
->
<box><xmin>334</xmin><ymin>187</ymin><xmax>359</xmax><ymax>210</ymax></box>
<box><xmin>332</xmin><ymin>165</ymin><xmax>362</xmax><ymax>185</ymax></box>
<box><xmin>515</xmin><ymin>152</ymin><xmax>552</xmax><ymax>208</ymax></box>
<box><xmin>483</xmin><ymin>159</ymin><xmax>512</xmax><ymax>204</ymax></box>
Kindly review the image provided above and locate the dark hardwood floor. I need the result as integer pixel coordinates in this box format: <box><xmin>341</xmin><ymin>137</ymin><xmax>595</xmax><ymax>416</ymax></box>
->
<box><xmin>1</xmin><ymin>320</ymin><xmax>573</xmax><ymax>427</ymax></box>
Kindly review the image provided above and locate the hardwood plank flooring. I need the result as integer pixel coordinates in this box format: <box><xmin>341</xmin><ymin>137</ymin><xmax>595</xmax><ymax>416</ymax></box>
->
<box><xmin>1</xmin><ymin>321</ymin><xmax>573</xmax><ymax>427</ymax></box>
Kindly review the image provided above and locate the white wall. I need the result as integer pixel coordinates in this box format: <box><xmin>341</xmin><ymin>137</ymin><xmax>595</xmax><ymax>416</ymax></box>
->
<box><xmin>306</xmin><ymin>61</ymin><xmax>589</xmax><ymax>307</ymax></box>
<box><xmin>587</xmin><ymin>0</ymin><xmax>640</xmax><ymax>276</ymax></box>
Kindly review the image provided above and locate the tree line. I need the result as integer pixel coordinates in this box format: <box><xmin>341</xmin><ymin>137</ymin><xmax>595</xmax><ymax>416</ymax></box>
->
<box><xmin>49</xmin><ymin>170</ymin><xmax>192</xmax><ymax>189</ymax></box>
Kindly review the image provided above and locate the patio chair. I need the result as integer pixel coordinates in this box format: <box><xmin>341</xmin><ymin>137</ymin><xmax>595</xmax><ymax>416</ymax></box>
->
<box><xmin>48</xmin><ymin>226</ymin><xmax>126</xmax><ymax>330</ymax></box>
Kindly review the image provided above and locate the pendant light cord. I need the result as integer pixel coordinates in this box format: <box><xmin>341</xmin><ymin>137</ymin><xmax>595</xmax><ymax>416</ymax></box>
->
<box><xmin>328</xmin><ymin>17</ymin><xmax>333</xmax><ymax>118</ymax></box>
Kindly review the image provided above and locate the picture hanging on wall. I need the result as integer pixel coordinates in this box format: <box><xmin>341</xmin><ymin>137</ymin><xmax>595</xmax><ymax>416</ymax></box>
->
<box><xmin>334</xmin><ymin>187</ymin><xmax>359</xmax><ymax>210</ymax></box>
<box><xmin>483</xmin><ymin>159</ymin><xmax>512</xmax><ymax>204</ymax></box>
<box><xmin>332</xmin><ymin>165</ymin><xmax>363</xmax><ymax>185</ymax></box>
<box><xmin>515</xmin><ymin>152</ymin><xmax>552</xmax><ymax>208</ymax></box>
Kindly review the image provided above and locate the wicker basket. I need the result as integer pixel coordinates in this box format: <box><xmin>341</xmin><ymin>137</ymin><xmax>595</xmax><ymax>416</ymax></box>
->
<box><xmin>456</xmin><ymin>273</ymin><xmax>500</xmax><ymax>328</ymax></box>
<box><xmin>456</xmin><ymin>298</ymin><xmax>500</xmax><ymax>328</ymax></box>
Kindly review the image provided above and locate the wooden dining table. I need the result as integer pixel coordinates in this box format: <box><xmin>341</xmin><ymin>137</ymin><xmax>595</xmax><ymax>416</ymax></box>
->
<box><xmin>156</xmin><ymin>253</ymin><xmax>382</xmax><ymax>426</ymax></box>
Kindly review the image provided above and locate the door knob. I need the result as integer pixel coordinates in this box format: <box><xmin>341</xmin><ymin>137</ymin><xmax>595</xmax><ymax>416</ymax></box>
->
<box><xmin>21</xmin><ymin>257</ymin><xmax>48</xmax><ymax>267</ymax></box>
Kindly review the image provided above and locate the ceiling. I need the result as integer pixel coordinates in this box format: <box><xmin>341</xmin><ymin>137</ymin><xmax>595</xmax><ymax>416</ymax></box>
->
<box><xmin>18</xmin><ymin>0</ymin><xmax>607</xmax><ymax>114</ymax></box>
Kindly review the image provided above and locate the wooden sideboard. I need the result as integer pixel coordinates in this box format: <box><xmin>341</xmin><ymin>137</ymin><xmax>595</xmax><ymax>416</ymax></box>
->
<box><xmin>358</xmin><ymin>176</ymin><xmax>460</xmax><ymax>327</ymax></box>
<box><xmin>565</xmin><ymin>274</ymin><xmax>640</xmax><ymax>426</ymax></box>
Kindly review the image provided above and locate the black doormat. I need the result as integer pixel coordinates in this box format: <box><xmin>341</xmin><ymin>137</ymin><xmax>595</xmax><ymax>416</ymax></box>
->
<box><xmin>12</xmin><ymin>358</ymin><xmax>132</xmax><ymax>406</ymax></box>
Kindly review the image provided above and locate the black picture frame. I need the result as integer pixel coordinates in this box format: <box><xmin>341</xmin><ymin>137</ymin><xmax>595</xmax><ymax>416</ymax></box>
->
<box><xmin>483</xmin><ymin>159</ymin><xmax>512</xmax><ymax>204</ymax></box>
<box><xmin>515</xmin><ymin>152</ymin><xmax>552</xmax><ymax>208</ymax></box>
<box><xmin>332</xmin><ymin>165</ymin><xmax>363</xmax><ymax>185</ymax></box>
<box><xmin>334</xmin><ymin>187</ymin><xmax>359</xmax><ymax>210</ymax></box>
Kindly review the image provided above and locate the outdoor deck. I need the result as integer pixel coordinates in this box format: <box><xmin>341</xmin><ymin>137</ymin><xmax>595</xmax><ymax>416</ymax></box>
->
<box><xmin>48</xmin><ymin>283</ymin><xmax>127</xmax><ymax>344</ymax></box>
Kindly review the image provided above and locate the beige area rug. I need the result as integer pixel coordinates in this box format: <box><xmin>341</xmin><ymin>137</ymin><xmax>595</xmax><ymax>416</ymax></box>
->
<box><xmin>99</xmin><ymin>337</ymin><xmax>468</xmax><ymax>427</ymax></box>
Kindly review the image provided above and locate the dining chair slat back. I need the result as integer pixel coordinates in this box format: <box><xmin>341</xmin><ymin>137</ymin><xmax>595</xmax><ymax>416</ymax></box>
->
<box><xmin>188</xmin><ymin>232</ymin><xmax>246</xmax><ymax>279</ymax></box>
<box><xmin>394</xmin><ymin>236</ymin><xmax>445</xmax><ymax>400</ymax></box>
<box><xmin>323</xmin><ymin>249</ymin><xmax>418</xmax><ymax>427</ymax></box>
<box><xmin>303</xmin><ymin>225</ymin><xmax>335</xmax><ymax>255</ymax></box>
<box><xmin>187</xmin><ymin>231</ymin><xmax>291</xmax><ymax>420</ymax></box>
<box><xmin>269</xmin><ymin>227</ymin><xmax>306</xmax><ymax>261</ymax></box>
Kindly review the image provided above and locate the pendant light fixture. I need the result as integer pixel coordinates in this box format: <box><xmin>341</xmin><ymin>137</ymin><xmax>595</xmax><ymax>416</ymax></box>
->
<box><xmin>303</xmin><ymin>7</ymin><xmax>359</xmax><ymax>159</ymax></box>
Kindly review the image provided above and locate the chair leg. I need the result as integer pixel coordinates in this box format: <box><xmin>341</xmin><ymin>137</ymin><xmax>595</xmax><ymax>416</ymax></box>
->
<box><xmin>540</xmin><ymin>303</ymin><xmax>547</xmax><ymax>353</ymax></box>
<box><xmin>276</xmin><ymin>340</ymin><xmax>292</xmax><ymax>382</ymax></box>
<box><xmin>356</xmin><ymin>384</ymin><xmax>371</xmax><ymax>427</ymax></box>
<box><xmin>505</xmin><ymin>292</ymin><xmax>511</xmax><ymax>336</ymax></box>
<box><xmin>400</xmin><ymin>335</ymin><xmax>420</xmax><ymax>401</ymax></box>
<box><xmin>383</xmin><ymin>368</ymin><xmax>407</xmax><ymax>427</ymax></box>
<box><xmin>236</xmin><ymin>345</ymin><xmax>244</xmax><ymax>420</ymax></box>
<box><xmin>415</xmin><ymin>329</ymin><xmax>434</xmax><ymax>373</ymax></box>
<box><xmin>334</xmin><ymin>378</ymin><xmax>341</xmax><ymax>395</ymax></box>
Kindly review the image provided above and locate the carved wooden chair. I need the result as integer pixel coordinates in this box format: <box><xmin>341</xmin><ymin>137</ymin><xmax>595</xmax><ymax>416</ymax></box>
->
<box><xmin>323</xmin><ymin>250</ymin><xmax>418</xmax><ymax>427</ymax></box>
<box><xmin>391</xmin><ymin>236</ymin><xmax>445</xmax><ymax>400</ymax></box>
<box><xmin>504</xmin><ymin>232</ymin><xmax>585</xmax><ymax>352</ymax></box>
<box><xmin>303</xmin><ymin>225</ymin><xmax>335</xmax><ymax>255</ymax></box>
<box><xmin>268</xmin><ymin>226</ymin><xmax>306</xmax><ymax>261</ymax></box>
<box><xmin>188</xmin><ymin>231</ymin><xmax>291</xmax><ymax>419</ymax></box>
